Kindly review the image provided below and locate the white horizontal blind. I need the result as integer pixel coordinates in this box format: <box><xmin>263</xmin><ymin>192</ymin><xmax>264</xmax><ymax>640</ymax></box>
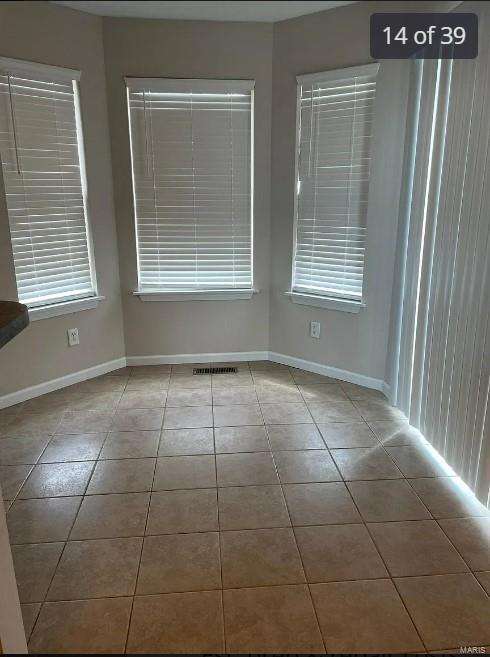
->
<box><xmin>126</xmin><ymin>78</ymin><xmax>254</xmax><ymax>291</ymax></box>
<box><xmin>293</xmin><ymin>64</ymin><xmax>379</xmax><ymax>300</ymax></box>
<box><xmin>0</xmin><ymin>58</ymin><xmax>95</xmax><ymax>308</ymax></box>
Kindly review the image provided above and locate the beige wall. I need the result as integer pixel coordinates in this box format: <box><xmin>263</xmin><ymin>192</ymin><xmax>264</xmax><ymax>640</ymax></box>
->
<box><xmin>103</xmin><ymin>17</ymin><xmax>272</xmax><ymax>358</ymax></box>
<box><xmin>269</xmin><ymin>0</ymin><xmax>455</xmax><ymax>381</ymax></box>
<box><xmin>0</xmin><ymin>1</ymin><xmax>125</xmax><ymax>396</ymax></box>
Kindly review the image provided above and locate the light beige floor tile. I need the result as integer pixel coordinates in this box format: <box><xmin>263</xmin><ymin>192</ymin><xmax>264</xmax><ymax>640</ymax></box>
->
<box><xmin>137</xmin><ymin>532</ymin><xmax>221</xmax><ymax>594</ymax></box>
<box><xmin>331</xmin><ymin>446</ymin><xmax>403</xmax><ymax>480</ymax></box>
<box><xmin>21</xmin><ymin>603</ymin><xmax>41</xmax><ymax>641</ymax></box>
<box><xmin>224</xmin><ymin>584</ymin><xmax>324</xmax><ymax>653</ymax></box>
<box><xmin>0</xmin><ymin>412</ymin><xmax>62</xmax><ymax>437</ymax></box>
<box><xmin>283</xmin><ymin>482</ymin><xmax>361</xmax><ymax>526</ymax></box>
<box><xmin>158</xmin><ymin>428</ymin><xmax>214</xmax><ymax>456</ymax></box>
<box><xmin>20</xmin><ymin>391</ymin><xmax>79</xmax><ymax>414</ymax></box>
<box><xmin>255</xmin><ymin>385</ymin><xmax>303</xmax><ymax>404</ymax></box>
<box><xmin>214</xmin><ymin>426</ymin><xmax>269</xmax><ymax>453</ymax></box>
<box><xmin>166</xmin><ymin>388</ymin><xmax>212</xmax><ymax>407</ymax></box>
<box><xmin>117</xmin><ymin>390</ymin><xmax>167</xmax><ymax>409</ymax></box>
<box><xmin>12</xmin><ymin>542</ymin><xmax>64</xmax><ymax>602</ymax></box>
<box><xmin>307</xmin><ymin>400</ymin><xmax>362</xmax><ymax>422</ymax></box>
<box><xmin>274</xmin><ymin>450</ymin><xmax>340</xmax><ymax>483</ymax></box>
<box><xmin>295</xmin><ymin>524</ymin><xmax>387</xmax><ymax>582</ymax></box>
<box><xmin>18</xmin><ymin>461</ymin><xmax>94</xmax><ymax>498</ymax></box>
<box><xmin>146</xmin><ymin>488</ymin><xmax>218</xmax><ymax>535</ymax></box>
<box><xmin>168</xmin><ymin>374</ymin><xmax>211</xmax><ymax>390</ymax></box>
<box><xmin>369</xmin><ymin>520</ymin><xmax>468</xmax><ymax>577</ymax></box>
<box><xmin>267</xmin><ymin>424</ymin><xmax>324</xmax><ymax>450</ymax></box>
<box><xmin>0</xmin><ymin>434</ymin><xmax>51</xmax><ymax>465</ymax></box>
<box><xmin>249</xmin><ymin>361</ymin><xmax>289</xmax><ymax>371</ymax></box>
<box><xmin>340</xmin><ymin>382</ymin><xmax>387</xmax><ymax>401</ymax></box>
<box><xmin>75</xmin><ymin>377</ymin><xmax>127</xmax><ymax>394</ymax></box>
<box><xmin>39</xmin><ymin>433</ymin><xmax>106</xmax><ymax>463</ymax></box>
<box><xmin>70</xmin><ymin>492</ymin><xmax>150</xmax><ymax>539</ymax></box>
<box><xmin>163</xmin><ymin>405</ymin><xmax>213</xmax><ymax>429</ymax></box>
<box><xmin>221</xmin><ymin>527</ymin><xmax>305</xmax><ymax>588</ymax></box>
<box><xmin>318</xmin><ymin>421</ymin><xmax>379</xmax><ymax>448</ymax></box>
<box><xmin>368</xmin><ymin>419</ymin><xmax>423</xmax><ymax>446</ymax></box>
<box><xmin>252</xmin><ymin>371</ymin><xmax>294</xmax><ymax>386</ymax></box>
<box><xmin>57</xmin><ymin>410</ymin><xmax>114</xmax><ymax>434</ymax></box>
<box><xmin>0</xmin><ymin>464</ymin><xmax>33</xmax><ymax>498</ymax></box>
<box><xmin>347</xmin><ymin>479</ymin><xmax>431</xmax><ymax>521</ymax></box>
<box><xmin>261</xmin><ymin>402</ymin><xmax>312</xmax><ymax>425</ymax></box>
<box><xmin>475</xmin><ymin>571</ymin><xmax>490</xmax><ymax>594</ymax></box>
<box><xmin>47</xmin><ymin>537</ymin><xmax>142</xmax><ymax>600</ymax></box>
<box><xmin>131</xmin><ymin>365</ymin><xmax>172</xmax><ymax>377</ymax></box>
<box><xmin>218</xmin><ymin>485</ymin><xmax>290</xmax><ymax>530</ymax></box>
<box><xmin>386</xmin><ymin>445</ymin><xmax>453</xmax><ymax>477</ymax></box>
<box><xmin>354</xmin><ymin>399</ymin><xmax>406</xmax><ymax>421</ymax></box>
<box><xmin>153</xmin><ymin>455</ymin><xmax>216</xmax><ymax>490</ymax></box>
<box><xmin>125</xmin><ymin>378</ymin><xmax>169</xmax><ymax>393</ymax></box>
<box><xmin>212</xmin><ymin>386</ymin><xmax>258</xmax><ymax>405</ymax></box>
<box><xmin>290</xmin><ymin>369</ymin><xmax>337</xmax><ymax>384</ymax></box>
<box><xmin>127</xmin><ymin>591</ymin><xmax>224</xmax><ymax>654</ymax></box>
<box><xmin>69</xmin><ymin>392</ymin><xmax>122</xmax><ymax>412</ymax></box>
<box><xmin>311</xmin><ymin>579</ymin><xmax>423</xmax><ymax>653</ymax></box>
<box><xmin>111</xmin><ymin>408</ymin><xmax>164</xmax><ymax>431</ymax></box>
<box><xmin>410</xmin><ymin>477</ymin><xmax>490</xmax><ymax>519</ymax></box>
<box><xmin>87</xmin><ymin>458</ymin><xmax>155</xmax><ymax>494</ymax></box>
<box><xmin>438</xmin><ymin>517</ymin><xmax>490</xmax><ymax>570</ymax></box>
<box><xmin>99</xmin><ymin>430</ymin><xmax>160</xmax><ymax>459</ymax></box>
<box><xmin>395</xmin><ymin>573</ymin><xmax>490</xmax><ymax>650</ymax></box>
<box><xmin>7</xmin><ymin>497</ymin><xmax>81</xmax><ymax>544</ymax></box>
<box><xmin>212</xmin><ymin>373</ymin><xmax>254</xmax><ymax>388</ymax></box>
<box><xmin>29</xmin><ymin>597</ymin><xmax>132</xmax><ymax>654</ymax></box>
<box><xmin>216</xmin><ymin>452</ymin><xmax>278</xmax><ymax>486</ymax></box>
<box><xmin>299</xmin><ymin>384</ymin><xmax>348</xmax><ymax>402</ymax></box>
<box><xmin>213</xmin><ymin>404</ymin><xmax>263</xmax><ymax>427</ymax></box>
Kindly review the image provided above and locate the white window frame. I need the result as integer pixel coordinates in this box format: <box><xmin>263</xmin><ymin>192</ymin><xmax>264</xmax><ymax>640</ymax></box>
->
<box><xmin>126</xmin><ymin>77</ymin><xmax>256</xmax><ymax>302</ymax></box>
<box><xmin>0</xmin><ymin>57</ymin><xmax>100</xmax><ymax>321</ymax></box>
<box><xmin>289</xmin><ymin>63</ymin><xmax>379</xmax><ymax>313</ymax></box>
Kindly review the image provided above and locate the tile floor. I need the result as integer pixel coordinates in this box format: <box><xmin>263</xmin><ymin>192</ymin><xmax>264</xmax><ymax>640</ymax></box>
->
<box><xmin>1</xmin><ymin>361</ymin><xmax>489</xmax><ymax>653</ymax></box>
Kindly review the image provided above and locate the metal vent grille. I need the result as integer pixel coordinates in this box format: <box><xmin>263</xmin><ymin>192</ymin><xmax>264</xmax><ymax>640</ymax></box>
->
<box><xmin>193</xmin><ymin>366</ymin><xmax>237</xmax><ymax>375</ymax></box>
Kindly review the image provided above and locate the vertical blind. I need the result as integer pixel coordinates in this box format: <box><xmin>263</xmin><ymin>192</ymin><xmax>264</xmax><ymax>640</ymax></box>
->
<box><xmin>395</xmin><ymin>2</ymin><xmax>490</xmax><ymax>506</ymax></box>
<box><xmin>126</xmin><ymin>78</ymin><xmax>254</xmax><ymax>292</ymax></box>
<box><xmin>0</xmin><ymin>58</ymin><xmax>95</xmax><ymax>308</ymax></box>
<box><xmin>293</xmin><ymin>63</ymin><xmax>379</xmax><ymax>300</ymax></box>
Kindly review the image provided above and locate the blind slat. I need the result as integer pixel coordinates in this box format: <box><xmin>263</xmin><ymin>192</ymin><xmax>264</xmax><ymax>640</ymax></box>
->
<box><xmin>0</xmin><ymin>63</ymin><xmax>95</xmax><ymax>307</ymax></box>
<box><xmin>127</xmin><ymin>80</ymin><xmax>253</xmax><ymax>291</ymax></box>
<box><xmin>293</xmin><ymin>65</ymin><xmax>378</xmax><ymax>300</ymax></box>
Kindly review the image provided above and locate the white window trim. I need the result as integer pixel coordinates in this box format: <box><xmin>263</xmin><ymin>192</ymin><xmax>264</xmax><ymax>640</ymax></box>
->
<box><xmin>290</xmin><ymin>62</ymin><xmax>379</xmax><ymax>309</ymax></box>
<box><xmin>135</xmin><ymin>289</ymin><xmax>258</xmax><ymax>302</ymax></box>
<box><xmin>285</xmin><ymin>291</ymin><xmax>364</xmax><ymax>314</ymax></box>
<box><xmin>29</xmin><ymin>296</ymin><xmax>105</xmax><ymax>321</ymax></box>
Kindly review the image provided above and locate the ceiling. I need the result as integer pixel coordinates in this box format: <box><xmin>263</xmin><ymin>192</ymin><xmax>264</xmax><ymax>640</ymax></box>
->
<box><xmin>52</xmin><ymin>1</ymin><xmax>356</xmax><ymax>22</ymax></box>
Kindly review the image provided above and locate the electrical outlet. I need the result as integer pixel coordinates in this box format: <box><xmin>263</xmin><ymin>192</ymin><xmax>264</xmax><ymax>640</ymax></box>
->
<box><xmin>310</xmin><ymin>321</ymin><xmax>321</xmax><ymax>339</ymax></box>
<box><xmin>68</xmin><ymin>328</ymin><xmax>79</xmax><ymax>347</ymax></box>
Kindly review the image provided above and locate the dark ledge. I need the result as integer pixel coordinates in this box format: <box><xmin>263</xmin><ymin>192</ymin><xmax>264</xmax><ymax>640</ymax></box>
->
<box><xmin>0</xmin><ymin>300</ymin><xmax>29</xmax><ymax>349</ymax></box>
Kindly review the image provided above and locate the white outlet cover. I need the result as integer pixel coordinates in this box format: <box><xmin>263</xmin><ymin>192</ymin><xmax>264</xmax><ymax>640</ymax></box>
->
<box><xmin>310</xmin><ymin>321</ymin><xmax>321</xmax><ymax>339</ymax></box>
<box><xmin>68</xmin><ymin>328</ymin><xmax>79</xmax><ymax>346</ymax></box>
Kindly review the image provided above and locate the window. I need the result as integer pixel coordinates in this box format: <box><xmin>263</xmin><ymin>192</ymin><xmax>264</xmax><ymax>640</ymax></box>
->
<box><xmin>291</xmin><ymin>63</ymin><xmax>379</xmax><ymax>307</ymax></box>
<box><xmin>0</xmin><ymin>57</ymin><xmax>96</xmax><ymax>310</ymax></box>
<box><xmin>126</xmin><ymin>78</ymin><xmax>254</xmax><ymax>297</ymax></box>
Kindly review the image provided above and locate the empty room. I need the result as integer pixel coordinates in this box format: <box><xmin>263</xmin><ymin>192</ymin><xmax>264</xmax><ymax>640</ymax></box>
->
<box><xmin>0</xmin><ymin>0</ymin><xmax>489</xmax><ymax>654</ymax></box>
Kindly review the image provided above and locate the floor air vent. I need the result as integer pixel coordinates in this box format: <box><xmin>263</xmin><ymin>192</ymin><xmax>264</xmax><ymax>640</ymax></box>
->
<box><xmin>193</xmin><ymin>366</ymin><xmax>237</xmax><ymax>375</ymax></box>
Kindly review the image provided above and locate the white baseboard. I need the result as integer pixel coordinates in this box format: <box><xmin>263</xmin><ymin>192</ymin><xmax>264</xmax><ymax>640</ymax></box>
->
<box><xmin>0</xmin><ymin>358</ymin><xmax>127</xmax><ymax>410</ymax></box>
<box><xmin>269</xmin><ymin>351</ymin><xmax>385</xmax><ymax>391</ymax></box>
<box><xmin>381</xmin><ymin>380</ymin><xmax>392</xmax><ymax>401</ymax></box>
<box><xmin>126</xmin><ymin>351</ymin><xmax>269</xmax><ymax>366</ymax></box>
<box><xmin>0</xmin><ymin>350</ymin><xmax>388</xmax><ymax>410</ymax></box>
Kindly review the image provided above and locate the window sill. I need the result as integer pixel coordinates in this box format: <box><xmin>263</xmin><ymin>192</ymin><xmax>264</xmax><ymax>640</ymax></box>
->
<box><xmin>285</xmin><ymin>291</ymin><xmax>364</xmax><ymax>314</ymax></box>
<box><xmin>135</xmin><ymin>289</ymin><xmax>258</xmax><ymax>302</ymax></box>
<box><xmin>29</xmin><ymin>296</ymin><xmax>104</xmax><ymax>321</ymax></box>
